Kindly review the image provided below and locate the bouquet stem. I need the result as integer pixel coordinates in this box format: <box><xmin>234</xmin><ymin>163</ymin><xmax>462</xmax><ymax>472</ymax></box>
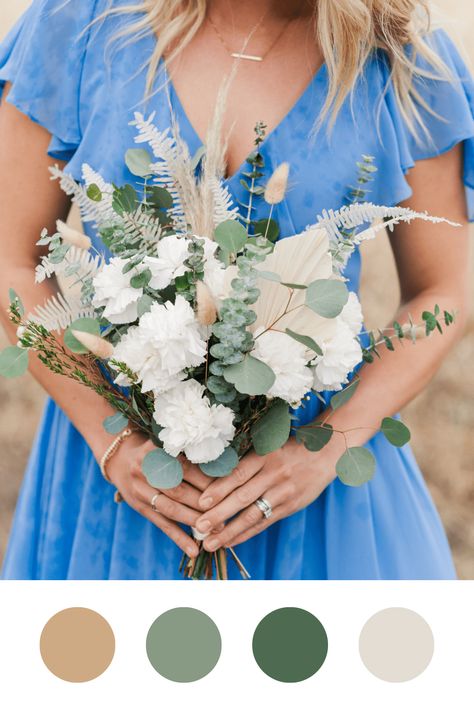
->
<box><xmin>181</xmin><ymin>541</ymin><xmax>250</xmax><ymax>580</ymax></box>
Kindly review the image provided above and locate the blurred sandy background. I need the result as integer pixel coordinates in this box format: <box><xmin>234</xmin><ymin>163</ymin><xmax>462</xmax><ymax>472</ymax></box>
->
<box><xmin>0</xmin><ymin>1</ymin><xmax>473</xmax><ymax>577</ymax></box>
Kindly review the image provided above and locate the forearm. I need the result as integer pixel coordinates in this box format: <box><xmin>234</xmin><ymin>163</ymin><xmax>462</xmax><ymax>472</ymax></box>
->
<box><xmin>0</xmin><ymin>264</ymin><xmax>119</xmax><ymax>462</ymax></box>
<box><xmin>312</xmin><ymin>286</ymin><xmax>468</xmax><ymax>468</ymax></box>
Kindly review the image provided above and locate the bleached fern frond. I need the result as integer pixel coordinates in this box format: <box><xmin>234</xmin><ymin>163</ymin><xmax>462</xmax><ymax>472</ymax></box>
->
<box><xmin>35</xmin><ymin>246</ymin><xmax>102</xmax><ymax>284</ymax></box>
<box><xmin>29</xmin><ymin>291</ymin><xmax>95</xmax><ymax>332</ymax></box>
<box><xmin>49</xmin><ymin>165</ymin><xmax>105</xmax><ymax>225</ymax></box>
<box><xmin>314</xmin><ymin>202</ymin><xmax>460</xmax><ymax>268</ymax></box>
<box><xmin>209</xmin><ymin>177</ymin><xmax>239</xmax><ymax>226</ymax></box>
<box><xmin>81</xmin><ymin>164</ymin><xmax>116</xmax><ymax>222</ymax></box>
<box><xmin>122</xmin><ymin>208</ymin><xmax>163</xmax><ymax>253</ymax></box>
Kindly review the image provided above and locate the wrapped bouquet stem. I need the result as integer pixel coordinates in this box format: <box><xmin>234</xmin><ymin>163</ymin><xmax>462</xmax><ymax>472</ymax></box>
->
<box><xmin>0</xmin><ymin>108</ymin><xmax>458</xmax><ymax>579</ymax></box>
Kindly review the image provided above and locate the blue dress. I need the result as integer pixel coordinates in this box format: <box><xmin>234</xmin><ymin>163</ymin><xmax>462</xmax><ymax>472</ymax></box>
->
<box><xmin>1</xmin><ymin>0</ymin><xmax>473</xmax><ymax>580</ymax></box>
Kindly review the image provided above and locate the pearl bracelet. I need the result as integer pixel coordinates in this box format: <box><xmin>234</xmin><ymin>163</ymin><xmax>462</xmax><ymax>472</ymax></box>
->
<box><xmin>99</xmin><ymin>427</ymin><xmax>134</xmax><ymax>503</ymax></box>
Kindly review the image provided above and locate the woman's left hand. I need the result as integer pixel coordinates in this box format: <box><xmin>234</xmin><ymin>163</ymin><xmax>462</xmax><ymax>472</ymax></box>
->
<box><xmin>193</xmin><ymin>438</ymin><xmax>338</xmax><ymax>550</ymax></box>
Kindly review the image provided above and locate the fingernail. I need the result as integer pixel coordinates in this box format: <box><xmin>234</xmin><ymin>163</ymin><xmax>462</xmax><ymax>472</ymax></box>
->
<box><xmin>196</xmin><ymin>519</ymin><xmax>211</xmax><ymax>533</ymax></box>
<box><xmin>205</xmin><ymin>538</ymin><xmax>219</xmax><ymax>551</ymax></box>
<box><xmin>200</xmin><ymin>496</ymin><xmax>213</xmax><ymax>508</ymax></box>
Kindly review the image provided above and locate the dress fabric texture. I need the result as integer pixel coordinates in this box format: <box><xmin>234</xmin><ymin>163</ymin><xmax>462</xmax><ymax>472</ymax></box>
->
<box><xmin>1</xmin><ymin>0</ymin><xmax>473</xmax><ymax>580</ymax></box>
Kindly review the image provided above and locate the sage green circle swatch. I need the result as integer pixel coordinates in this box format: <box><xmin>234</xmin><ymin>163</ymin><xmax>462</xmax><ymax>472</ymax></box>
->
<box><xmin>146</xmin><ymin>607</ymin><xmax>221</xmax><ymax>682</ymax></box>
<box><xmin>40</xmin><ymin>607</ymin><xmax>115</xmax><ymax>683</ymax></box>
<box><xmin>359</xmin><ymin>607</ymin><xmax>434</xmax><ymax>682</ymax></box>
<box><xmin>252</xmin><ymin>607</ymin><xmax>328</xmax><ymax>682</ymax></box>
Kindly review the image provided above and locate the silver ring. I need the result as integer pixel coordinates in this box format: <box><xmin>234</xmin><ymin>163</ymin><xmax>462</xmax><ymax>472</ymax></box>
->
<box><xmin>150</xmin><ymin>492</ymin><xmax>161</xmax><ymax>512</ymax></box>
<box><xmin>255</xmin><ymin>497</ymin><xmax>272</xmax><ymax>519</ymax></box>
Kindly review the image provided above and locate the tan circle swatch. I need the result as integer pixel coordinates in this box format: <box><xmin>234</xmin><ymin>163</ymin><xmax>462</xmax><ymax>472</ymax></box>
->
<box><xmin>40</xmin><ymin>607</ymin><xmax>115</xmax><ymax>683</ymax></box>
<box><xmin>359</xmin><ymin>607</ymin><xmax>434</xmax><ymax>683</ymax></box>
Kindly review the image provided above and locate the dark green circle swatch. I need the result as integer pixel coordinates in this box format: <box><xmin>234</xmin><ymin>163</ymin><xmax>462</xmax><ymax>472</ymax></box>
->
<box><xmin>252</xmin><ymin>607</ymin><xmax>328</xmax><ymax>682</ymax></box>
<box><xmin>146</xmin><ymin>607</ymin><xmax>221</xmax><ymax>682</ymax></box>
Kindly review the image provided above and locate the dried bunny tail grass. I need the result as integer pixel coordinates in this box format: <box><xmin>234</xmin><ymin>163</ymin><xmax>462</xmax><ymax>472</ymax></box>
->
<box><xmin>264</xmin><ymin>163</ymin><xmax>290</xmax><ymax>205</ymax></box>
<box><xmin>195</xmin><ymin>281</ymin><xmax>217</xmax><ymax>326</ymax></box>
<box><xmin>56</xmin><ymin>220</ymin><xmax>92</xmax><ymax>250</ymax></box>
<box><xmin>91</xmin><ymin>0</ymin><xmax>452</xmax><ymax>141</ymax></box>
<box><xmin>70</xmin><ymin>331</ymin><xmax>115</xmax><ymax>359</ymax></box>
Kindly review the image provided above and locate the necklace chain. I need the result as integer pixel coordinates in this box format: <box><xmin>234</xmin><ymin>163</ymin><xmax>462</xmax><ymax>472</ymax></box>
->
<box><xmin>207</xmin><ymin>12</ymin><xmax>294</xmax><ymax>63</ymax></box>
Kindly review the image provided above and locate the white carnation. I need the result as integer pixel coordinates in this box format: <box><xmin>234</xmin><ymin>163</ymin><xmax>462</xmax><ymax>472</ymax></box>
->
<box><xmin>154</xmin><ymin>379</ymin><xmax>235</xmax><ymax>463</ymax></box>
<box><xmin>311</xmin><ymin>322</ymin><xmax>363</xmax><ymax>392</ymax></box>
<box><xmin>340</xmin><ymin>291</ymin><xmax>363</xmax><ymax>336</ymax></box>
<box><xmin>112</xmin><ymin>295</ymin><xmax>207</xmax><ymax>393</ymax></box>
<box><xmin>92</xmin><ymin>257</ymin><xmax>142</xmax><ymax>324</ymax></box>
<box><xmin>201</xmin><ymin>237</ymin><xmax>227</xmax><ymax>301</ymax></box>
<box><xmin>251</xmin><ymin>329</ymin><xmax>313</xmax><ymax>406</ymax></box>
<box><xmin>144</xmin><ymin>235</ymin><xmax>190</xmax><ymax>290</ymax></box>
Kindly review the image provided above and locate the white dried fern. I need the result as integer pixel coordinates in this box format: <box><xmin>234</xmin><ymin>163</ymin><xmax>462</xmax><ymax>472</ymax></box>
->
<box><xmin>49</xmin><ymin>165</ymin><xmax>105</xmax><ymax>225</ymax></box>
<box><xmin>35</xmin><ymin>246</ymin><xmax>102</xmax><ymax>284</ymax></box>
<box><xmin>81</xmin><ymin>164</ymin><xmax>117</xmax><ymax>222</ymax></box>
<box><xmin>122</xmin><ymin>207</ymin><xmax>163</xmax><ymax>252</ymax></box>
<box><xmin>209</xmin><ymin>176</ymin><xmax>239</xmax><ymax>225</ymax></box>
<box><xmin>314</xmin><ymin>202</ymin><xmax>460</xmax><ymax>268</ymax></box>
<box><xmin>29</xmin><ymin>291</ymin><xmax>95</xmax><ymax>332</ymax></box>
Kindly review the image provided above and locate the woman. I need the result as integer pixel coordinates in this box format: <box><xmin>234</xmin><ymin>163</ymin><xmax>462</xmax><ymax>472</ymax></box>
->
<box><xmin>0</xmin><ymin>0</ymin><xmax>471</xmax><ymax>580</ymax></box>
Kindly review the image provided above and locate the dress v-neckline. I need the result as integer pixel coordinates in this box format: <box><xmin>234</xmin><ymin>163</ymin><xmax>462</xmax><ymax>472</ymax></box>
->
<box><xmin>158</xmin><ymin>57</ymin><xmax>327</xmax><ymax>184</ymax></box>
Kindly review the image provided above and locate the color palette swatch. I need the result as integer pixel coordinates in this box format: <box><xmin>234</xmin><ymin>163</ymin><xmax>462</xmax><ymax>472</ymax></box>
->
<box><xmin>38</xmin><ymin>605</ymin><xmax>435</xmax><ymax>684</ymax></box>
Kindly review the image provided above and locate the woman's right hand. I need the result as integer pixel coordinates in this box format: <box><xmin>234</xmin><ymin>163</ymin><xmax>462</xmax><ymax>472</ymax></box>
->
<box><xmin>104</xmin><ymin>431</ymin><xmax>215</xmax><ymax>558</ymax></box>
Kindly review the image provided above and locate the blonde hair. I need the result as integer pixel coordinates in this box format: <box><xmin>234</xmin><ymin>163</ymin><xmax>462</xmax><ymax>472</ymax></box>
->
<box><xmin>97</xmin><ymin>0</ymin><xmax>450</xmax><ymax>138</ymax></box>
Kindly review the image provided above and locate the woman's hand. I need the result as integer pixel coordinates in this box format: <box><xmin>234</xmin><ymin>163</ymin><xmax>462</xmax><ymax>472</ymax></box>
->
<box><xmin>193</xmin><ymin>437</ymin><xmax>339</xmax><ymax>551</ymax></box>
<box><xmin>105</xmin><ymin>431</ymin><xmax>216</xmax><ymax>558</ymax></box>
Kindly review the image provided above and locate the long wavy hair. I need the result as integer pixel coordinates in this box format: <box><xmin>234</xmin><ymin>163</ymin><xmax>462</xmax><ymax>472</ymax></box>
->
<box><xmin>95</xmin><ymin>0</ymin><xmax>450</xmax><ymax>138</ymax></box>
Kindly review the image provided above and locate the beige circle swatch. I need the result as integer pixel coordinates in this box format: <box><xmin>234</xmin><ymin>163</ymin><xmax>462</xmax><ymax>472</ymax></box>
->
<box><xmin>359</xmin><ymin>607</ymin><xmax>434</xmax><ymax>682</ymax></box>
<box><xmin>40</xmin><ymin>607</ymin><xmax>115</xmax><ymax>683</ymax></box>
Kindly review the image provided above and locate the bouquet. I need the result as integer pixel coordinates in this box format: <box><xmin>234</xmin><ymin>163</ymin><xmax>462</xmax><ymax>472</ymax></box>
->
<box><xmin>0</xmin><ymin>104</ymin><xmax>457</xmax><ymax>579</ymax></box>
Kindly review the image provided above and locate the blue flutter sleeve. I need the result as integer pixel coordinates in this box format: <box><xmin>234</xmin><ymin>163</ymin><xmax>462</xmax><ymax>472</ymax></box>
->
<box><xmin>379</xmin><ymin>29</ymin><xmax>474</xmax><ymax>220</ymax></box>
<box><xmin>0</xmin><ymin>0</ymin><xmax>99</xmax><ymax>162</ymax></box>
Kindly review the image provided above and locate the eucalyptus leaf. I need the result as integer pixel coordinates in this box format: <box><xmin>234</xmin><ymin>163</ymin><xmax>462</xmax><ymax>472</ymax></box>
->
<box><xmin>191</xmin><ymin>145</ymin><xmax>206</xmax><ymax>171</ymax></box>
<box><xmin>251</xmin><ymin>400</ymin><xmax>291</xmax><ymax>455</ymax></box>
<box><xmin>148</xmin><ymin>186</ymin><xmax>173</xmax><ymax>210</ymax></box>
<box><xmin>64</xmin><ymin>317</ymin><xmax>101</xmax><ymax>354</ymax></box>
<box><xmin>223</xmin><ymin>355</ymin><xmax>275</xmax><ymax>396</ymax></box>
<box><xmin>130</xmin><ymin>269</ymin><xmax>152</xmax><ymax>289</ymax></box>
<box><xmin>125</xmin><ymin>148</ymin><xmax>153</xmax><ymax>177</ymax></box>
<box><xmin>253</xmin><ymin>218</ymin><xmax>280</xmax><ymax>243</ymax></box>
<box><xmin>256</xmin><ymin>270</ymin><xmax>282</xmax><ymax>283</ymax></box>
<box><xmin>214</xmin><ymin>220</ymin><xmax>248</xmax><ymax>254</ymax></box>
<box><xmin>330</xmin><ymin>379</ymin><xmax>360</xmax><ymax>410</ymax></box>
<box><xmin>137</xmin><ymin>294</ymin><xmax>154</xmax><ymax>317</ymax></box>
<box><xmin>306</xmin><ymin>279</ymin><xmax>349</xmax><ymax>318</ymax></box>
<box><xmin>103</xmin><ymin>412</ymin><xmax>129</xmax><ymax>435</ymax></box>
<box><xmin>142</xmin><ymin>448</ymin><xmax>184</xmax><ymax>489</ymax></box>
<box><xmin>282</xmin><ymin>282</ymin><xmax>307</xmax><ymax>290</ymax></box>
<box><xmin>112</xmin><ymin>184</ymin><xmax>138</xmax><ymax>215</ymax></box>
<box><xmin>87</xmin><ymin>183</ymin><xmax>103</xmax><ymax>202</ymax></box>
<box><xmin>295</xmin><ymin>424</ymin><xmax>333</xmax><ymax>452</ymax></box>
<box><xmin>0</xmin><ymin>346</ymin><xmax>29</xmax><ymax>378</ymax></box>
<box><xmin>285</xmin><ymin>328</ymin><xmax>322</xmax><ymax>356</ymax></box>
<box><xmin>381</xmin><ymin>417</ymin><xmax>411</xmax><ymax>447</ymax></box>
<box><xmin>336</xmin><ymin>447</ymin><xmax>376</xmax><ymax>487</ymax></box>
<box><xmin>199</xmin><ymin>447</ymin><xmax>239</xmax><ymax>477</ymax></box>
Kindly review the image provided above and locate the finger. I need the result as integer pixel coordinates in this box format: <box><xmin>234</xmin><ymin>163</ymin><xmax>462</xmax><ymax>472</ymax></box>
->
<box><xmin>202</xmin><ymin>484</ymin><xmax>288</xmax><ymax>551</ymax></box>
<box><xmin>164</xmin><ymin>480</ymin><xmax>207</xmax><ymax>512</ymax></box>
<box><xmin>198</xmin><ymin>451</ymin><xmax>266</xmax><ymax>510</ymax></box>
<box><xmin>196</xmin><ymin>467</ymin><xmax>280</xmax><ymax>538</ymax></box>
<box><xmin>181</xmin><ymin>459</ymin><xmax>215</xmax><ymax>491</ymax></box>
<box><xmin>140</xmin><ymin>506</ymin><xmax>199</xmax><ymax>558</ymax></box>
<box><xmin>134</xmin><ymin>478</ymin><xmax>200</xmax><ymax>529</ymax></box>
<box><xmin>225</xmin><ymin>514</ymin><xmax>277</xmax><ymax>548</ymax></box>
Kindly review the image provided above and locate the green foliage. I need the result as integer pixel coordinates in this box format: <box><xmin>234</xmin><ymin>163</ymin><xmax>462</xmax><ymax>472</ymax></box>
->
<box><xmin>285</xmin><ymin>328</ymin><xmax>322</xmax><ymax>356</ymax></box>
<box><xmin>103</xmin><ymin>412</ymin><xmax>129</xmax><ymax>434</ymax></box>
<box><xmin>251</xmin><ymin>400</ymin><xmax>292</xmax><ymax>455</ymax></box>
<box><xmin>223</xmin><ymin>355</ymin><xmax>275</xmax><ymax>396</ymax></box>
<box><xmin>130</xmin><ymin>269</ymin><xmax>152</xmax><ymax>289</ymax></box>
<box><xmin>253</xmin><ymin>217</ymin><xmax>280</xmax><ymax>242</ymax></box>
<box><xmin>0</xmin><ymin>346</ymin><xmax>29</xmax><ymax>378</ymax></box>
<box><xmin>142</xmin><ymin>448</ymin><xmax>184</xmax><ymax>489</ymax></box>
<box><xmin>146</xmin><ymin>185</ymin><xmax>173</xmax><ymax>210</ymax></box>
<box><xmin>305</xmin><ymin>279</ymin><xmax>349</xmax><ymax>318</ymax></box>
<box><xmin>199</xmin><ymin>447</ymin><xmax>239</xmax><ymax>477</ymax></box>
<box><xmin>336</xmin><ymin>447</ymin><xmax>376</xmax><ymax>486</ymax></box>
<box><xmin>214</xmin><ymin>220</ymin><xmax>248</xmax><ymax>254</ymax></box>
<box><xmin>112</xmin><ymin>184</ymin><xmax>138</xmax><ymax>216</ymax></box>
<box><xmin>125</xmin><ymin>148</ymin><xmax>153</xmax><ymax>177</ymax></box>
<box><xmin>330</xmin><ymin>379</ymin><xmax>360</xmax><ymax>410</ymax></box>
<box><xmin>64</xmin><ymin>318</ymin><xmax>101</xmax><ymax>354</ymax></box>
<box><xmin>87</xmin><ymin>183</ymin><xmax>103</xmax><ymax>202</ymax></box>
<box><xmin>381</xmin><ymin>417</ymin><xmax>411</xmax><ymax>447</ymax></box>
<box><xmin>295</xmin><ymin>423</ymin><xmax>333</xmax><ymax>452</ymax></box>
<box><xmin>8</xmin><ymin>289</ymin><xmax>24</xmax><ymax>317</ymax></box>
